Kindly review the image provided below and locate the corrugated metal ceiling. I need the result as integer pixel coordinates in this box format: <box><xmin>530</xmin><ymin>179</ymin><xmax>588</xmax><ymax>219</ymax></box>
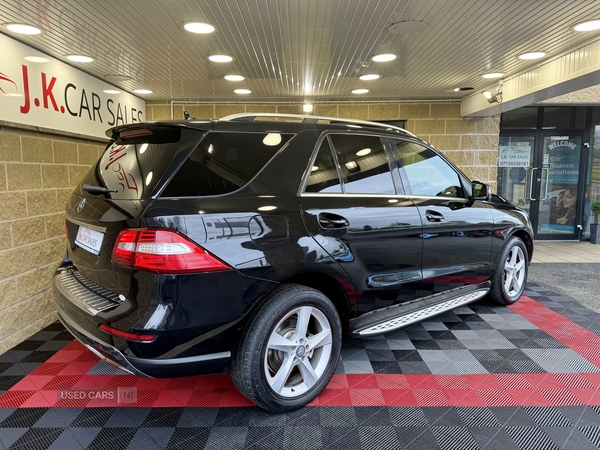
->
<box><xmin>2</xmin><ymin>0</ymin><xmax>600</xmax><ymax>102</ymax></box>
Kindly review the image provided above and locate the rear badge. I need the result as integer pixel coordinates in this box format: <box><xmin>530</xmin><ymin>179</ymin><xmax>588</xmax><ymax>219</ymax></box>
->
<box><xmin>76</xmin><ymin>198</ymin><xmax>86</xmax><ymax>213</ymax></box>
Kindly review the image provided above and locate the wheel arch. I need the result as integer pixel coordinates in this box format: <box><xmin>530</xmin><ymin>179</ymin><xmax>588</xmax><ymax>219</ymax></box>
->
<box><xmin>509</xmin><ymin>228</ymin><xmax>534</xmax><ymax>263</ymax></box>
<box><xmin>281</xmin><ymin>271</ymin><xmax>354</xmax><ymax>336</ymax></box>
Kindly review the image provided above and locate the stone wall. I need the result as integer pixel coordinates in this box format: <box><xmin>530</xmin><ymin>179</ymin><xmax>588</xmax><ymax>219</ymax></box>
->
<box><xmin>147</xmin><ymin>102</ymin><xmax>500</xmax><ymax>190</ymax></box>
<box><xmin>0</xmin><ymin>125</ymin><xmax>106</xmax><ymax>354</ymax></box>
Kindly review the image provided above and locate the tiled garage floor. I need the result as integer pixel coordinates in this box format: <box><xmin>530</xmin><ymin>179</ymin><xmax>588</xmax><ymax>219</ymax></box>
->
<box><xmin>1</xmin><ymin>283</ymin><xmax>600</xmax><ymax>449</ymax></box>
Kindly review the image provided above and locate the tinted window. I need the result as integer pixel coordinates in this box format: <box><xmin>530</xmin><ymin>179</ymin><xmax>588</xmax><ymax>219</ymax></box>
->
<box><xmin>305</xmin><ymin>138</ymin><xmax>342</xmax><ymax>193</ymax></box>
<box><xmin>394</xmin><ymin>140</ymin><xmax>464</xmax><ymax>198</ymax></box>
<box><xmin>99</xmin><ymin>127</ymin><xmax>184</xmax><ymax>200</ymax></box>
<box><xmin>162</xmin><ymin>132</ymin><xmax>293</xmax><ymax>197</ymax></box>
<box><xmin>330</xmin><ymin>134</ymin><xmax>395</xmax><ymax>194</ymax></box>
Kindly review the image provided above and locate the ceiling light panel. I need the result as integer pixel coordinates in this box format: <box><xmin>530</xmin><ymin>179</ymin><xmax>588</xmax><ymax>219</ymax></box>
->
<box><xmin>2</xmin><ymin>0</ymin><xmax>600</xmax><ymax>100</ymax></box>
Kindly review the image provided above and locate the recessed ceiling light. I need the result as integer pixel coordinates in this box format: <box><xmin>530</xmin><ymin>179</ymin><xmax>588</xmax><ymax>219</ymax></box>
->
<box><xmin>209</xmin><ymin>54</ymin><xmax>233</xmax><ymax>62</ymax></box>
<box><xmin>454</xmin><ymin>88</ymin><xmax>460</xmax><ymax>92</ymax></box>
<box><xmin>24</xmin><ymin>56</ymin><xmax>49</xmax><ymax>63</ymax></box>
<box><xmin>258</xmin><ymin>206</ymin><xmax>277</xmax><ymax>211</ymax></box>
<box><xmin>356</xmin><ymin>148</ymin><xmax>371</xmax><ymax>156</ymax></box>
<box><xmin>67</xmin><ymin>55</ymin><xmax>94</xmax><ymax>63</ymax></box>
<box><xmin>371</xmin><ymin>53</ymin><xmax>396</xmax><ymax>62</ymax></box>
<box><xmin>134</xmin><ymin>89</ymin><xmax>153</xmax><ymax>94</ymax></box>
<box><xmin>352</xmin><ymin>89</ymin><xmax>369</xmax><ymax>94</ymax></box>
<box><xmin>482</xmin><ymin>72</ymin><xmax>504</xmax><ymax>79</ymax></box>
<box><xmin>104</xmin><ymin>74</ymin><xmax>131</xmax><ymax>82</ymax></box>
<box><xmin>183</xmin><ymin>22</ymin><xmax>215</xmax><ymax>34</ymax></box>
<box><xmin>103</xmin><ymin>89</ymin><xmax>121</xmax><ymax>94</ymax></box>
<box><xmin>360</xmin><ymin>74</ymin><xmax>380</xmax><ymax>81</ymax></box>
<box><xmin>3</xmin><ymin>23</ymin><xmax>42</xmax><ymax>35</ymax></box>
<box><xmin>573</xmin><ymin>20</ymin><xmax>600</xmax><ymax>32</ymax></box>
<box><xmin>388</xmin><ymin>21</ymin><xmax>427</xmax><ymax>34</ymax></box>
<box><xmin>224</xmin><ymin>75</ymin><xmax>244</xmax><ymax>81</ymax></box>
<box><xmin>234</xmin><ymin>89</ymin><xmax>251</xmax><ymax>94</ymax></box>
<box><xmin>518</xmin><ymin>52</ymin><xmax>546</xmax><ymax>60</ymax></box>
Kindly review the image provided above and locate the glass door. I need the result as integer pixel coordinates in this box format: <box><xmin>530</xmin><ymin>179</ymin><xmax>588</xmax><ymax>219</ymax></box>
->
<box><xmin>536</xmin><ymin>133</ymin><xmax>585</xmax><ymax>239</ymax></box>
<box><xmin>497</xmin><ymin>132</ymin><xmax>588</xmax><ymax>240</ymax></box>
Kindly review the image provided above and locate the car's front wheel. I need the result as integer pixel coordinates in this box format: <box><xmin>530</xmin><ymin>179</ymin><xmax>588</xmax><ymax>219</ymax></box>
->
<box><xmin>230</xmin><ymin>284</ymin><xmax>342</xmax><ymax>413</ymax></box>
<box><xmin>489</xmin><ymin>236</ymin><xmax>528</xmax><ymax>305</ymax></box>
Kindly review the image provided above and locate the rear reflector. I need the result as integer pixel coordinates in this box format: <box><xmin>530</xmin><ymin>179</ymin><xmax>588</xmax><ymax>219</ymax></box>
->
<box><xmin>112</xmin><ymin>228</ymin><xmax>231</xmax><ymax>274</ymax></box>
<box><xmin>98</xmin><ymin>324</ymin><xmax>156</xmax><ymax>343</ymax></box>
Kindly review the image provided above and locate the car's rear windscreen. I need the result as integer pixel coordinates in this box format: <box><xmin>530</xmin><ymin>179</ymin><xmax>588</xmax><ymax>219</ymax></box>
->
<box><xmin>97</xmin><ymin>126</ymin><xmax>193</xmax><ymax>200</ymax></box>
<box><xmin>160</xmin><ymin>131</ymin><xmax>294</xmax><ymax>197</ymax></box>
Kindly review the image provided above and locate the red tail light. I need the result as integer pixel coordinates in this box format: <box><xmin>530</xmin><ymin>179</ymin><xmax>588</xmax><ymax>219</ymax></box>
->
<box><xmin>98</xmin><ymin>324</ymin><xmax>156</xmax><ymax>343</ymax></box>
<box><xmin>112</xmin><ymin>228</ymin><xmax>231</xmax><ymax>274</ymax></box>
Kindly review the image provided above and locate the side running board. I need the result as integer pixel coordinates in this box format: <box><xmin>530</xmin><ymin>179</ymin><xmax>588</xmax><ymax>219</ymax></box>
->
<box><xmin>348</xmin><ymin>282</ymin><xmax>490</xmax><ymax>338</ymax></box>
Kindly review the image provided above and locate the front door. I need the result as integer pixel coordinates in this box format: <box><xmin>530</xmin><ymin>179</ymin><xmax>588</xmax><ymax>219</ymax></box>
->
<box><xmin>497</xmin><ymin>132</ymin><xmax>589</xmax><ymax>240</ymax></box>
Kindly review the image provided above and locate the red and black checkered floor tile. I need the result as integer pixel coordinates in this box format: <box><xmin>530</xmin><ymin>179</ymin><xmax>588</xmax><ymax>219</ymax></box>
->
<box><xmin>1</xmin><ymin>283</ymin><xmax>600</xmax><ymax>449</ymax></box>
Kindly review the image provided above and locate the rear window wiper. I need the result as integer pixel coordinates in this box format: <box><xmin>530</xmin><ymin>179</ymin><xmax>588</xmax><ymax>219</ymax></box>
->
<box><xmin>82</xmin><ymin>184</ymin><xmax>118</xmax><ymax>194</ymax></box>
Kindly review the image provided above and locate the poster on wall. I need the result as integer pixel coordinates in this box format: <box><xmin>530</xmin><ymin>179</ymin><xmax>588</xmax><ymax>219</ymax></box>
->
<box><xmin>498</xmin><ymin>146</ymin><xmax>531</xmax><ymax>167</ymax></box>
<box><xmin>0</xmin><ymin>33</ymin><xmax>145</xmax><ymax>140</ymax></box>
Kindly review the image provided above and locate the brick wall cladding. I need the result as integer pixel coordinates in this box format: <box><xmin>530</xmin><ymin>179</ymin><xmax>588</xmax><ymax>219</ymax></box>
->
<box><xmin>0</xmin><ymin>125</ymin><xmax>106</xmax><ymax>354</ymax></box>
<box><xmin>148</xmin><ymin>102</ymin><xmax>500</xmax><ymax>190</ymax></box>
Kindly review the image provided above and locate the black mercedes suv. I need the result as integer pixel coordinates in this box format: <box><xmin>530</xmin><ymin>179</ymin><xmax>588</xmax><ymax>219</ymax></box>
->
<box><xmin>53</xmin><ymin>113</ymin><xmax>534</xmax><ymax>412</ymax></box>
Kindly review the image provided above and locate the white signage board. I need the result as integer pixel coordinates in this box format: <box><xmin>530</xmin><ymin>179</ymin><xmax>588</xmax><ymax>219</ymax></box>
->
<box><xmin>0</xmin><ymin>33</ymin><xmax>145</xmax><ymax>139</ymax></box>
<box><xmin>498</xmin><ymin>146</ymin><xmax>531</xmax><ymax>167</ymax></box>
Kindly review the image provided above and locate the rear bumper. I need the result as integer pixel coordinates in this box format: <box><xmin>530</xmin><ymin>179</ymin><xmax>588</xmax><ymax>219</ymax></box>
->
<box><xmin>58</xmin><ymin>311</ymin><xmax>231</xmax><ymax>378</ymax></box>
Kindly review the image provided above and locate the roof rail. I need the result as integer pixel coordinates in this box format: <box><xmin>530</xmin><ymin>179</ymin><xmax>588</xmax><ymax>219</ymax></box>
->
<box><xmin>219</xmin><ymin>113</ymin><xmax>415</xmax><ymax>137</ymax></box>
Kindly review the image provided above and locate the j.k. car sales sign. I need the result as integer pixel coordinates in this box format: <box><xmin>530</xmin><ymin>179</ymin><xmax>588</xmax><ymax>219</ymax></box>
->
<box><xmin>0</xmin><ymin>33</ymin><xmax>145</xmax><ymax>139</ymax></box>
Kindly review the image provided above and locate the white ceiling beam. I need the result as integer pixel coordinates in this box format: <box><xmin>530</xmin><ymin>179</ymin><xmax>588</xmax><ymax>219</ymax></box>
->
<box><xmin>461</xmin><ymin>38</ymin><xmax>600</xmax><ymax>117</ymax></box>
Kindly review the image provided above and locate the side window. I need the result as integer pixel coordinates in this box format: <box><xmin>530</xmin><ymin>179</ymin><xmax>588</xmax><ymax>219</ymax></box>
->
<box><xmin>329</xmin><ymin>134</ymin><xmax>396</xmax><ymax>194</ymax></box>
<box><xmin>161</xmin><ymin>132</ymin><xmax>293</xmax><ymax>197</ymax></box>
<box><xmin>305</xmin><ymin>138</ymin><xmax>342</xmax><ymax>193</ymax></box>
<box><xmin>393</xmin><ymin>140</ymin><xmax>464</xmax><ymax>198</ymax></box>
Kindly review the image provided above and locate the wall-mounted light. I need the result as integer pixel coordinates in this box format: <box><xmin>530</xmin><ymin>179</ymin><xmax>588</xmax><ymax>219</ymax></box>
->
<box><xmin>482</xmin><ymin>83</ymin><xmax>503</xmax><ymax>104</ymax></box>
<box><xmin>303</xmin><ymin>103</ymin><xmax>313</xmax><ymax>113</ymax></box>
<box><xmin>345</xmin><ymin>161</ymin><xmax>360</xmax><ymax>173</ymax></box>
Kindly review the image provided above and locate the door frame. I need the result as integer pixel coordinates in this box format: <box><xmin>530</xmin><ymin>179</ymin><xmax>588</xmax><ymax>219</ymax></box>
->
<box><xmin>498</xmin><ymin>129</ymin><xmax>590</xmax><ymax>240</ymax></box>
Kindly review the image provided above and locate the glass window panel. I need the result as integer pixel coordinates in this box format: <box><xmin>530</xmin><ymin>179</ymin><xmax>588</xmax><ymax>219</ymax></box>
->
<box><xmin>305</xmin><ymin>138</ymin><xmax>342</xmax><ymax>193</ymax></box>
<box><xmin>542</xmin><ymin>106</ymin><xmax>571</xmax><ymax>129</ymax></box>
<box><xmin>501</xmin><ymin>107</ymin><xmax>538</xmax><ymax>129</ymax></box>
<box><xmin>393</xmin><ymin>140</ymin><xmax>464</xmax><ymax>198</ymax></box>
<box><xmin>329</xmin><ymin>135</ymin><xmax>395</xmax><ymax>194</ymax></box>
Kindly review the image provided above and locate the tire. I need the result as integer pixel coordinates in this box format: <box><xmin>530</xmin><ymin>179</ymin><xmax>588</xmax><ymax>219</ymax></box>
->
<box><xmin>230</xmin><ymin>284</ymin><xmax>342</xmax><ymax>413</ymax></box>
<box><xmin>489</xmin><ymin>237</ymin><xmax>528</xmax><ymax>305</ymax></box>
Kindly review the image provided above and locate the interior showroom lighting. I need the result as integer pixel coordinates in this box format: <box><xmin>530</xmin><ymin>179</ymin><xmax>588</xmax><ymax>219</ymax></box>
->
<box><xmin>134</xmin><ymin>89</ymin><xmax>153</xmax><ymax>94</ymax></box>
<box><xmin>352</xmin><ymin>89</ymin><xmax>369</xmax><ymax>94</ymax></box>
<box><xmin>482</xmin><ymin>72</ymin><xmax>504</xmax><ymax>79</ymax></box>
<box><xmin>209</xmin><ymin>54</ymin><xmax>233</xmax><ymax>62</ymax></box>
<box><xmin>183</xmin><ymin>22</ymin><xmax>215</xmax><ymax>34</ymax></box>
<box><xmin>234</xmin><ymin>89</ymin><xmax>251</xmax><ymax>94</ymax></box>
<box><xmin>371</xmin><ymin>53</ymin><xmax>396</xmax><ymax>62</ymax></box>
<box><xmin>518</xmin><ymin>52</ymin><xmax>546</xmax><ymax>60</ymax></box>
<box><xmin>573</xmin><ymin>20</ymin><xmax>600</xmax><ymax>32</ymax></box>
<box><xmin>482</xmin><ymin>90</ymin><xmax>502</xmax><ymax>104</ymax></box>
<box><xmin>24</xmin><ymin>56</ymin><xmax>49</xmax><ymax>63</ymax></box>
<box><xmin>67</xmin><ymin>55</ymin><xmax>94</xmax><ymax>63</ymax></box>
<box><xmin>103</xmin><ymin>89</ymin><xmax>121</xmax><ymax>94</ymax></box>
<box><xmin>224</xmin><ymin>75</ymin><xmax>244</xmax><ymax>81</ymax></box>
<box><xmin>3</xmin><ymin>23</ymin><xmax>42</xmax><ymax>34</ymax></box>
<box><xmin>303</xmin><ymin>103</ymin><xmax>313</xmax><ymax>113</ymax></box>
<box><xmin>360</xmin><ymin>74</ymin><xmax>380</xmax><ymax>80</ymax></box>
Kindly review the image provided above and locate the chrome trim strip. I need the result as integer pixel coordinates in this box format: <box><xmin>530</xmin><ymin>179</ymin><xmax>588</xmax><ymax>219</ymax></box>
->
<box><xmin>357</xmin><ymin>288</ymin><xmax>489</xmax><ymax>336</ymax></box>
<box><xmin>54</xmin><ymin>269</ymin><xmax>122</xmax><ymax>316</ymax></box>
<box><xmin>300</xmin><ymin>192</ymin><xmax>468</xmax><ymax>202</ymax></box>
<box><xmin>66</xmin><ymin>216</ymin><xmax>107</xmax><ymax>233</ymax></box>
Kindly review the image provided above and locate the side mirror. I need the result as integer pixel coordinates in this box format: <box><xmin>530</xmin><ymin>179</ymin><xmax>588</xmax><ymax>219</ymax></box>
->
<box><xmin>471</xmin><ymin>181</ymin><xmax>491</xmax><ymax>202</ymax></box>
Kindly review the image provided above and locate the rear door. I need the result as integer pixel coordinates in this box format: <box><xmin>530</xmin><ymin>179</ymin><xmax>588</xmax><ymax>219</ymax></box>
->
<box><xmin>66</xmin><ymin>125</ymin><xmax>208</xmax><ymax>293</ymax></box>
<box><xmin>299</xmin><ymin>133</ymin><xmax>423</xmax><ymax>315</ymax></box>
<box><xmin>390</xmin><ymin>138</ymin><xmax>494</xmax><ymax>296</ymax></box>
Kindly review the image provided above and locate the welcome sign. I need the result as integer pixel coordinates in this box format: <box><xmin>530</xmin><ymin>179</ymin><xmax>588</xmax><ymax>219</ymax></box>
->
<box><xmin>0</xmin><ymin>33</ymin><xmax>145</xmax><ymax>139</ymax></box>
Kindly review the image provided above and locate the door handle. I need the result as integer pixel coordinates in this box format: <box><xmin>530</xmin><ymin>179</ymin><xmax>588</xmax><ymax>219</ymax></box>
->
<box><xmin>318</xmin><ymin>213</ymin><xmax>349</xmax><ymax>229</ymax></box>
<box><xmin>425</xmin><ymin>210</ymin><xmax>444</xmax><ymax>222</ymax></box>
